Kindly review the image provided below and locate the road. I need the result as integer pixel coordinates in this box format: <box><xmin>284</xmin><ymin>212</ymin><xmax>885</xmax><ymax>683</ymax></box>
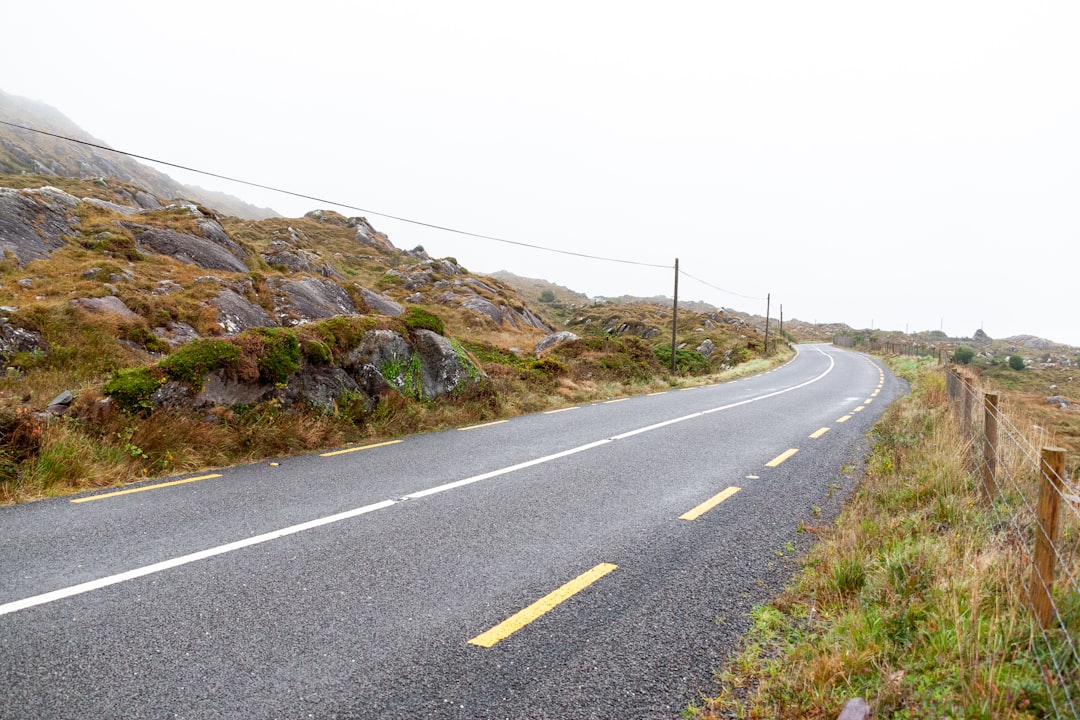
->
<box><xmin>0</xmin><ymin>343</ymin><xmax>902</xmax><ymax>719</ymax></box>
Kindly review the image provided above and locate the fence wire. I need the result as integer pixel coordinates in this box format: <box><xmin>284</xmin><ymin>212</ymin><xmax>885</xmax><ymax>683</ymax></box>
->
<box><xmin>946</xmin><ymin>365</ymin><xmax>1080</xmax><ymax>718</ymax></box>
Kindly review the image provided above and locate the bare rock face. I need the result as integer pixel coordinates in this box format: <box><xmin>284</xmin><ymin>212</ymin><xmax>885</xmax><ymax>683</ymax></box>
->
<box><xmin>535</xmin><ymin>331</ymin><xmax>579</xmax><ymax>357</ymax></box>
<box><xmin>0</xmin><ymin>186</ymin><xmax>79</xmax><ymax>265</ymax></box>
<box><xmin>343</xmin><ymin>329</ymin><xmax>412</xmax><ymax>372</ymax></box>
<box><xmin>193</xmin><ymin>370</ymin><xmax>278</xmax><ymax>407</ymax></box>
<box><xmin>411</xmin><ymin>329</ymin><xmax>481</xmax><ymax>398</ymax></box>
<box><xmin>697</xmin><ymin>338</ymin><xmax>716</xmax><ymax>358</ymax></box>
<box><xmin>269</xmin><ymin>277</ymin><xmax>358</xmax><ymax>325</ymax></box>
<box><xmin>355</xmin><ymin>286</ymin><xmax>404</xmax><ymax>317</ymax></box>
<box><xmin>282</xmin><ymin>365</ymin><xmax>362</xmax><ymax>413</ymax></box>
<box><xmin>122</xmin><ymin>222</ymin><xmax>250</xmax><ymax>273</ymax></box>
<box><xmin>70</xmin><ymin>295</ymin><xmax>139</xmax><ymax>320</ymax></box>
<box><xmin>0</xmin><ymin>316</ymin><xmax>47</xmax><ymax>360</ymax></box>
<box><xmin>213</xmin><ymin>289</ymin><xmax>277</xmax><ymax>336</ymax></box>
<box><xmin>349</xmin><ymin>216</ymin><xmax>396</xmax><ymax>253</ymax></box>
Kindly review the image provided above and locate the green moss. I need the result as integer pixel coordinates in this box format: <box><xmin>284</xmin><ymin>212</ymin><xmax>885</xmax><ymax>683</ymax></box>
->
<box><xmin>381</xmin><ymin>352</ymin><xmax>423</xmax><ymax>399</ymax></box>
<box><xmin>250</xmin><ymin>327</ymin><xmax>301</xmax><ymax>384</ymax></box>
<box><xmin>104</xmin><ymin>366</ymin><xmax>164</xmax><ymax>414</ymax></box>
<box><xmin>403</xmin><ymin>305</ymin><xmax>445</xmax><ymax>336</ymax></box>
<box><xmin>311</xmin><ymin>316</ymin><xmax>382</xmax><ymax>355</ymax></box>
<box><xmin>160</xmin><ymin>339</ymin><xmax>242</xmax><ymax>387</ymax></box>
<box><xmin>301</xmin><ymin>337</ymin><xmax>332</xmax><ymax>365</ymax></box>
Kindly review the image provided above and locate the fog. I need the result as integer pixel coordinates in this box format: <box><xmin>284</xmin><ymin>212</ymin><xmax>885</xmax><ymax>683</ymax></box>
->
<box><xmin>2</xmin><ymin>2</ymin><xmax>1078</xmax><ymax>343</ymax></box>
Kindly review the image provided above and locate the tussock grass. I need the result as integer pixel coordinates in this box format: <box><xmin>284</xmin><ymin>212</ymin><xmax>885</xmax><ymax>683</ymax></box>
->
<box><xmin>698</xmin><ymin>357</ymin><xmax>1077</xmax><ymax>719</ymax></box>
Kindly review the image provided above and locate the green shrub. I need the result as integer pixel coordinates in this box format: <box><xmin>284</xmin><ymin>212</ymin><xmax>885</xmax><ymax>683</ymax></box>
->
<box><xmin>952</xmin><ymin>346</ymin><xmax>975</xmax><ymax>365</ymax></box>
<box><xmin>250</xmin><ymin>328</ymin><xmax>301</xmax><ymax>384</ymax></box>
<box><xmin>653</xmin><ymin>345</ymin><xmax>711</xmax><ymax>375</ymax></box>
<box><xmin>538</xmin><ymin>289</ymin><xmax>555</xmax><ymax>303</ymax></box>
<box><xmin>403</xmin><ymin>306</ymin><xmax>444</xmax><ymax>336</ymax></box>
<box><xmin>104</xmin><ymin>366</ymin><xmax>163</xmax><ymax>414</ymax></box>
<box><xmin>160</xmin><ymin>339</ymin><xmax>242</xmax><ymax>386</ymax></box>
<box><xmin>529</xmin><ymin>357</ymin><xmax>566</xmax><ymax>375</ymax></box>
<box><xmin>1009</xmin><ymin>354</ymin><xmax>1025</xmax><ymax>371</ymax></box>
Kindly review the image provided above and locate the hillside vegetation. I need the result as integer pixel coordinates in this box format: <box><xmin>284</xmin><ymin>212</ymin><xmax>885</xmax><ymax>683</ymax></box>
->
<box><xmin>0</xmin><ymin>175</ymin><xmax>780</xmax><ymax>503</ymax></box>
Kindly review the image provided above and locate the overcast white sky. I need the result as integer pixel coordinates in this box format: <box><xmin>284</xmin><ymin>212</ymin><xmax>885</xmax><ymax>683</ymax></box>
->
<box><xmin>3</xmin><ymin>2</ymin><xmax>1078</xmax><ymax>344</ymax></box>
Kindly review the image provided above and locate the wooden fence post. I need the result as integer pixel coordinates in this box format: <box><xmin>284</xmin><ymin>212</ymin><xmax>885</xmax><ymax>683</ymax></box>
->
<box><xmin>1032</xmin><ymin>447</ymin><xmax>1066</xmax><ymax>629</ymax></box>
<box><xmin>961</xmin><ymin>375</ymin><xmax>975</xmax><ymax>437</ymax></box>
<box><xmin>982</xmin><ymin>392</ymin><xmax>1000</xmax><ymax>500</ymax></box>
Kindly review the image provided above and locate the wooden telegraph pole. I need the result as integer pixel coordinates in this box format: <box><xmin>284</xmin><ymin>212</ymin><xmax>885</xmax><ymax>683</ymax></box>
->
<box><xmin>764</xmin><ymin>293</ymin><xmax>771</xmax><ymax>355</ymax></box>
<box><xmin>671</xmin><ymin>258</ymin><xmax>679</xmax><ymax>374</ymax></box>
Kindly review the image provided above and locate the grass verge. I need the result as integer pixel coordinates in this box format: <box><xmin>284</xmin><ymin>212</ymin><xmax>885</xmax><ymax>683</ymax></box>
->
<box><xmin>695</xmin><ymin>356</ymin><xmax>1078</xmax><ymax>719</ymax></box>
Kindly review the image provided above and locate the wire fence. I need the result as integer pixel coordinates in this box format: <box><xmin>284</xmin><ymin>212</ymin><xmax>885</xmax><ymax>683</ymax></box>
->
<box><xmin>944</xmin><ymin>361</ymin><xmax>1080</xmax><ymax>718</ymax></box>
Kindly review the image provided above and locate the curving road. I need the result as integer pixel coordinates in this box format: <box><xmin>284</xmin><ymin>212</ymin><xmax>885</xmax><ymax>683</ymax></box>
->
<box><xmin>0</xmin><ymin>344</ymin><xmax>903</xmax><ymax>719</ymax></box>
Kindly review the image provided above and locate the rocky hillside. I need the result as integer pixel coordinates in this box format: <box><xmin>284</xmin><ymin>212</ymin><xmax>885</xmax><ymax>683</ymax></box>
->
<box><xmin>0</xmin><ymin>170</ymin><xmax>778</xmax><ymax>500</ymax></box>
<box><xmin>0</xmin><ymin>90</ymin><xmax>277</xmax><ymax>221</ymax></box>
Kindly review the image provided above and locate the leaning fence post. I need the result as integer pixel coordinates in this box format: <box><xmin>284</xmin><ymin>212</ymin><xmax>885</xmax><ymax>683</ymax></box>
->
<box><xmin>981</xmin><ymin>392</ymin><xmax>1000</xmax><ymax>501</ymax></box>
<box><xmin>1032</xmin><ymin>447</ymin><xmax>1066</xmax><ymax>629</ymax></box>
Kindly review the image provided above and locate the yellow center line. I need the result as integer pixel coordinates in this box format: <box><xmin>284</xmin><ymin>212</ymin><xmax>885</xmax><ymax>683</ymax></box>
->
<box><xmin>679</xmin><ymin>486</ymin><xmax>741</xmax><ymax>521</ymax></box>
<box><xmin>70</xmin><ymin>474</ymin><xmax>222</xmax><ymax>503</ymax></box>
<box><xmin>320</xmin><ymin>439</ymin><xmax>403</xmax><ymax>457</ymax></box>
<box><xmin>468</xmin><ymin>563</ymin><xmax>618</xmax><ymax>648</ymax></box>
<box><xmin>746</xmin><ymin>474</ymin><xmax>760</xmax><ymax>479</ymax></box>
<box><xmin>836</xmin><ymin>414</ymin><xmax>852</xmax><ymax>423</ymax></box>
<box><xmin>602</xmin><ymin>398</ymin><xmax>628</xmax><ymax>404</ymax></box>
<box><xmin>853</xmin><ymin>405</ymin><xmax>865</xmax><ymax>412</ymax></box>
<box><xmin>765</xmin><ymin>448</ymin><xmax>799</xmax><ymax>467</ymax></box>
<box><xmin>543</xmin><ymin>406</ymin><xmax>579</xmax><ymax>414</ymax></box>
<box><xmin>865</xmin><ymin>398</ymin><xmax>874</xmax><ymax>404</ymax></box>
<box><xmin>809</xmin><ymin>427</ymin><xmax>831</xmax><ymax>439</ymax></box>
<box><xmin>458</xmin><ymin>420</ymin><xmax>509</xmax><ymax>431</ymax></box>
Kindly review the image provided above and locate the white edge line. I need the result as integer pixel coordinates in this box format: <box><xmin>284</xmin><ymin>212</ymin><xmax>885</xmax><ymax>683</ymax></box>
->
<box><xmin>0</xmin><ymin>500</ymin><xmax>395</xmax><ymax>616</ymax></box>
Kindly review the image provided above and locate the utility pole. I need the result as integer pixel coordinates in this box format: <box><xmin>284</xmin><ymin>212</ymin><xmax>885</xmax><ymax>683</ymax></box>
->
<box><xmin>671</xmin><ymin>258</ymin><xmax>679</xmax><ymax>374</ymax></box>
<box><xmin>764</xmin><ymin>293</ymin><xmax>771</xmax><ymax>355</ymax></box>
<box><xmin>779</xmin><ymin>304</ymin><xmax>783</xmax><ymax>340</ymax></box>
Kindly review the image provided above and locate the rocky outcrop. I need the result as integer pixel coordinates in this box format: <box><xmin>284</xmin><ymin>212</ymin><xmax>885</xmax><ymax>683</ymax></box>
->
<box><xmin>355</xmin><ymin>286</ymin><xmax>403</xmax><ymax>317</ymax></box>
<box><xmin>0</xmin><ymin>186</ymin><xmax>79</xmax><ymax>265</ymax></box>
<box><xmin>0</xmin><ymin>315</ymin><xmax>47</xmax><ymax>361</ymax></box>
<box><xmin>213</xmin><ymin>289</ymin><xmax>277</xmax><ymax>335</ymax></box>
<box><xmin>121</xmin><ymin>220</ymin><xmax>250</xmax><ymax>273</ymax></box>
<box><xmin>412</xmin><ymin>329</ymin><xmax>477</xmax><ymax>398</ymax></box>
<box><xmin>535</xmin><ymin>331</ymin><xmax>579</xmax><ymax>356</ymax></box>
<box><xmin>69</xmin><ymin>295</ymin><xmax>139</xmax><ymax>320</ymax></box>
<box><xmin>349</xmin><ymin>216</ymin><xmax>396</xmax><ymax>253</ymax></box>
<box><xmin>389</xmin><ymin>259</ymin><xmax>551</xmax><ymax>332</ymax></box>
<box><xmin>269</xmin><ymin>277</ymin><xmax>358</xmax><ymax>325</ymax></box>
<box><xmin>146</xmin><ymin>325</ymin><xmax>483</xmax><ymax>415</ymax></box>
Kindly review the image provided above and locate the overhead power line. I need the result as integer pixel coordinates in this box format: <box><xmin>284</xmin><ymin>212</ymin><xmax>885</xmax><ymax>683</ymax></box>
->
<box><xmin>0</xmin><ymin>119</ymin><xmax>671</xmax><ymax>270</ymax></box>
<box><xmin>678</xmin><ymin>268</ymin><xmax>766</xmax><ymax>301</ymax></box>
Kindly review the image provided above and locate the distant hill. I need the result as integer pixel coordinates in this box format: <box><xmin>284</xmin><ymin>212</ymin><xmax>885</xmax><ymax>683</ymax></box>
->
<box><xmin>487</xmin><ymin>271</ymin><xmax>591</xmax><ymax>306</ymax></box>
<box><xmin>0</xmin><ymin>89</ymin><xmax>278</xmax><ymax>220</ymax></box>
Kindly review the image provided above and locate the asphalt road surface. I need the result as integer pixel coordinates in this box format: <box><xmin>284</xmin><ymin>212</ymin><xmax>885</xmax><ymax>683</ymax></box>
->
<box><xmin>0</xmin><ymin>343</ymin><xmax>903</xmax><ymax>719</ymax></box>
